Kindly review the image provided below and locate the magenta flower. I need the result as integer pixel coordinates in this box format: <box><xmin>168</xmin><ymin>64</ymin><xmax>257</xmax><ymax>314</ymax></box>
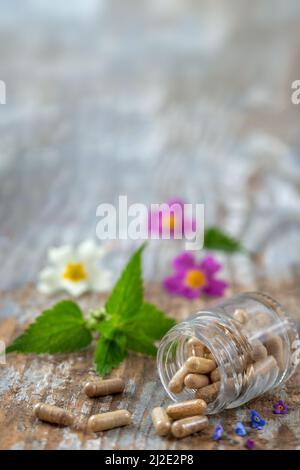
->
<box><xmin>245</xmin><ymin>439</ymin><xmax>255</xmax><ymax>450</ymax></box>
<box><xmin>163</xmin><ymin>252</ymin><xmax>228</xmax><ymax>299</ymax></box>
<box><xmin>148</xmin><ymin>198</ymin><xmax>196</xmax><ymax>238</ymax></box>
<box><xmin>273</xmin><ymin>400</ymin><xmax>288</xmax><ymax>415</ymax></box>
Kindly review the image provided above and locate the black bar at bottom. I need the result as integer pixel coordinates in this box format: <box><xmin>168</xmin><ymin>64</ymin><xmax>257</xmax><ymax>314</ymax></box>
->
<box><xmin>0</xmin><ymin>449</ymin><xmax>295</xmax><ymax>466</ymax></box>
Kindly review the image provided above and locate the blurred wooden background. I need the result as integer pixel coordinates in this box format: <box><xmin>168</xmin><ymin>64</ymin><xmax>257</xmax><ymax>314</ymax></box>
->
<box><xmin>0</xmin><ymin>0</ymin><xmax>300</xmax><ymax>450</ymax></box>
<box><xmin>0</xmin><ymin>0</ymin><xmax>300</xmax><ymax>289</ymax></box>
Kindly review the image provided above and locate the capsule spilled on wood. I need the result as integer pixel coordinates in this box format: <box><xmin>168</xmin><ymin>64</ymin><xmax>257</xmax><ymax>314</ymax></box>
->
<box><xmin>171</xmin><ymin>415</ymin><xmax>209</xmax><ymax>438</ymax></box>
<box><xmin>151</xmin><ymin>407</ymin><xmax>171</xmax><ymax>436</ymax></box>
<box><xmin>88</xmin><ymin>410</ymin><xmax>131</xmax><ymax>432</ymax></box>
<box><xmin>34</xmin><ymin>403</ymin><xmax>74</xmax><ymax>426</ymax></box>
<box><xmin>84</xmin><ymin>378</ymin><xmax>125</xmax><ymax>397</ymax></box>
<box><xmin>166</xmin><ymin>398</ymin><xmax>207</xmax><ymax>420</ymax></box>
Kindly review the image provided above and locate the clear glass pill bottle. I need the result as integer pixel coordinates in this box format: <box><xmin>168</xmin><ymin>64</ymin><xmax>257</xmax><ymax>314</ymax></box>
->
<box><xmin>157</xmin><ymin>292</ymin><xmax>299</xmax><ymax>414</ymax></box>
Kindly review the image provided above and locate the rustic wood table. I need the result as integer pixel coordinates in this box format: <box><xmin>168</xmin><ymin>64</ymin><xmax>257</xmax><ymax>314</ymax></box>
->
<box><xmin>0</xmin><ymin>0</ymin><xmax>300</xmax><ymax>450</ymax></box>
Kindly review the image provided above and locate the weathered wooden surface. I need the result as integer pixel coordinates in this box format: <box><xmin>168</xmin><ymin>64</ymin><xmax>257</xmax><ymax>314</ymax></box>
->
<box><xmin>0</xmin><ymin>280</ymin><xmax>299</xmax><ymax>450</ymax></box>
<box><xmin>0</xmin><ymin>0</ymin><xmax>300</xmax><ymax>450</ymax></box>
<box><xmin>0</xmin><ymin>0</ymin><xmax>300</xmax><ymax>288</ymax></box>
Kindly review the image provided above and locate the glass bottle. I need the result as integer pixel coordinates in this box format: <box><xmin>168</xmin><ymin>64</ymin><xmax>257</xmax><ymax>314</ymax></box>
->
<box><xmin>157</xmin><ymin>292</ymin><xmax>299</xmax><ymax>414</ymax></box>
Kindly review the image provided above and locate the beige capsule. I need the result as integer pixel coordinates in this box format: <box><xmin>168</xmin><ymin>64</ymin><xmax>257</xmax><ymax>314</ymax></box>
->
<box><xmin>250</xmin><ymin>340</ymin><xmax>268</xmax><ymax>362</ymax></box>
<box><xmin>204</xmin><ymin>352</ymin><xmax>215</xmax><ymax>361</ymax></box>
<box><xmin>252</xmin><ymin>355</ymin><xmax>279</xmax><ymax>376</ymax></box>
<box><xmin>88</xmin><ymin>410</ymin><xmax>131</xmax><ymax>432</ymax></box>
<box><xmin>166</xmin><ymin>399</ymin><xmax>207</xmax><ymax>420</ymax></box>
<box><xmin>195</xmin><ymin>381</ymin><xmax>220</xmax><ymax>403</ymax></box>
<box><xmin>264</xmin><ymin>336</ymin><xmax>285</xmax><ymax>370</ymax></box>
<box><xmin>187</xmin><ymin>337</ymin><xmax>204</xmax><ymax>357</ymax></box>
<box><xmin>168</xmin><ymin>364</ymin><xmax>188</xmax><ymax>394</ymax></box>
<box><xmin>244</xmin><ymin>312</ymin><xmax>271</xmax><ymax>334</ymax></box>
<box><xmin>84</xmin><ymin>378</ymin><xmax>125</xmax><ymax>398</ymax></box>
<box><xmin>256</xmin><ymin>312</ymin><xmax>273</xmax><ymax>327</ymax></box>
<box><xmin>233</xmin><ymin>308</ymin><xmax>248</xmax><ymax>324</ymax></box>
<box><xmin>34</xmin><ymin>403</ymin><xmax>74</xmax><ymax>426</ymax></box>
<box><xmin>210</xmin><ymin>367</ymin><xmax>220</xmax><ymax>383</ymax></box>
<box><xmin>151</xmin><ymin>407</ymin><xmax>172</xmax><ymax>436</ymax></box>
<box><xmin>185</xmin><ymin>356</ymin><xmax>216</xmax><ymax>374</ymax></box>
<box><xmin>184</xmin><ymin>373</ymin><xmax>210</xmax><ymax>389</ymax></box>
<box><xmin>171</xmin><ymin>415</ymin><xmax>209</xmax><ymax>439</ymax></box>
<box><xmin>244</xmin><ymin>355</ymin><xmax>278</xmax><ymax>385</ymax></box>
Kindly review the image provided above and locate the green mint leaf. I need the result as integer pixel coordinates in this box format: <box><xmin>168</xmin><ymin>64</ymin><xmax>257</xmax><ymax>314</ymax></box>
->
<box><xmin>96</xmin><ymin>319</ymin><xmax>118</xmax><ymax>340</ymax></box>
<box><xmin>94</xmin><ymin>334</ymin><xmax>127</xmax><ymax>376</ymax></box>
<box><xmin>204</xmin><ymin>227</ymin><xmax>245</xmax><ymax>253</ymax></box>
<box><xmin>95</xmin><ymin>304</ymin><xmax>175</xmax><ymax>370</ymax></box>
<box><xmin>125</xmin><ymin>329</ymin><xmax>157</xmax><ymax>357</ymax></box>
<box><xmin>127</xmin><ymin>302</ymin><xmax>176</xmax><ymax>340</ymax></box>
<box><xmin>122</xmin><ymin>303</ymin><xmax>175</xmax><ymax>358</ymax></box>
<box><xmin>6</xmin><ymin>300</ymin><xmax>92</xmax><ymax>354</ymax></box>
<box><xmin>105</xmin><ymin>244</ymin><xmax>145</xmax><ymax>320</ymax></box>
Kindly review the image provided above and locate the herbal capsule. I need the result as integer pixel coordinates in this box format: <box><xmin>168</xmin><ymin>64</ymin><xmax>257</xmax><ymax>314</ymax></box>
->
<box><xmin>166</xmin><ymin>399</ymin><xmax>207</xmax><ymax>420</ymax></box>
<box><xmin>171</xmin><ymin>415</ymin><xmax>209</xmax><ymax>439</ymax></box>
<box><xmin>204</xmin><ymin>352</ymin><xmax>215</xmax><ymax>361</ymax></box>
<box><xmin>184</xmin><ymin>373</ymin><xmax>209</xmax><ymax>389</ymax></box>
<box><xmin>34</xmin><ymin>403</ymin><xmax>74</xmax><ymax>426</ymax></box>
<box><xmin>233</xmin><ymin>308</ymin><xmax>248</xmax><ymax>324</ymax></box>
<box><xmin>252</xmin><ymin>355</ymin><xmax>279</xmax><ymax>376</ymax></box>
<box><xmin>210</xmin><ymin>367</ymin><xmax>220</xmax><ymax>383</ymax></box>
<box><xmin>264</xmin><ymin>336</ymin><xmax>285</xmax><ymax>369</ymax></box>
<box><xmin>250</xmin><ymin>340</ymin><xmax>268</xmax><ymax>362</ymax></box>
<box><xmin>187</xmin><ymin>337</ymin><xmax>204</xmax><ymax>357</ymax></box>
<box><xmin>151</xmin><ymin>407</ymin><xmax>171</xmax><ymax>436</ymax></box>
<box><xmin>195</xmin><ymin>381</ymin><xmax>220</xmax><ymax>403</ymax></box>
<box><xmin>185</xmin><ymin>356</ymin><xmax>216</xmax><ymax>374</ymax></box>
<box><xmin>84</xmin><ymin>378</ymin><xmax>125</xmax><ymax>398</ymax></box>
<box><xmin>168</xmin><ymin>365</ymin><xmax>188</xmax><ymax>393</ymax></box>
<box><xmin>88</xmin><ymin>410</ymin><xmax>131</xmax><ymax>432</ymax></box>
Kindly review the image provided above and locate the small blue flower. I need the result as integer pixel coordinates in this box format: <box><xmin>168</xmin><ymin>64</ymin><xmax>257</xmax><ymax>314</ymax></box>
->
<box><xmin>250</xmin><ymin>410</ymin><xmax>266</xmax><ymax>430</ymax></box>
<box><xmin>234</xmin><ymin>422</ymin><xmax>247</xmax><ymax>436</ymax></box>
<box><xmin>213</xmin><ymin>424</ymin><xmax>223</xmax><ymax>441</ymax></box>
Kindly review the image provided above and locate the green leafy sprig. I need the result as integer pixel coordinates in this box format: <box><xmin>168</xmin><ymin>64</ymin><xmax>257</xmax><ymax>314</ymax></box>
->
<box><xmin>7</xmin><ymin>244</ymin><xmax>176</xmax><ymax>376</ymax></box>
<box><xmin>204</xmin><ymin>227</ymin><xmax>247</xmax><ymax>254</ymax></box>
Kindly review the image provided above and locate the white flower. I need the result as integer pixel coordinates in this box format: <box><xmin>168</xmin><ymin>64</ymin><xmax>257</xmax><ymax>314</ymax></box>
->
<box><xmin>37</xmin><ymin>239</ymin><xmax>112</xmax><ymax>297</ymax></box>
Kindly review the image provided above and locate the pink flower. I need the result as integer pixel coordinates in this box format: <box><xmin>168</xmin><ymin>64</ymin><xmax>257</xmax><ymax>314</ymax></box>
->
<box><xmin>273</xmin><ymin>400</ymin><xmax>288</xmax><ymax>415</ymax></box>
<box><xmin>163</xmin><ymin>252</ymin><xmax>228</xmax><ymax>299</ymax></box>
<box><xmin>148</xmin><ymin>198</ymin><xmax>196</xmax><ymax>238</ymax></box>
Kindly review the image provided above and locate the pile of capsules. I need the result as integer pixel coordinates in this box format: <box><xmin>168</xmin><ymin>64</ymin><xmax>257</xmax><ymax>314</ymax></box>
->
<box><xmin>166</xmin><ymin>307</ymin><xmax>286</xmax><ymax>407</ymax></box>
<box><xmin>151</xmin><ymin>400</ymin><xmax>208</xmax><ymax>439</ymax></box>
<box><xmin>33</xmin><ymin>376</ymin><xmax>209</xmax><ymax>439</ymax></box>
<box><xmin>149</xmin><ymin>338</ymin><xmax>216</xmax><ymax>439</ymax></box>
<box><xmin>168</xmin><ymin>337</ymin><xmax>221</xmax><ymax>404</ymax></box>
<box><xmin>33</xmin><ymin>340</ymin><xmax>220</xmax><ymax>438</ymax></box>
<box><xmin>34</xmin><ymin>378</ymin><xmax>131</xmax><ymax>433</ymax></box>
